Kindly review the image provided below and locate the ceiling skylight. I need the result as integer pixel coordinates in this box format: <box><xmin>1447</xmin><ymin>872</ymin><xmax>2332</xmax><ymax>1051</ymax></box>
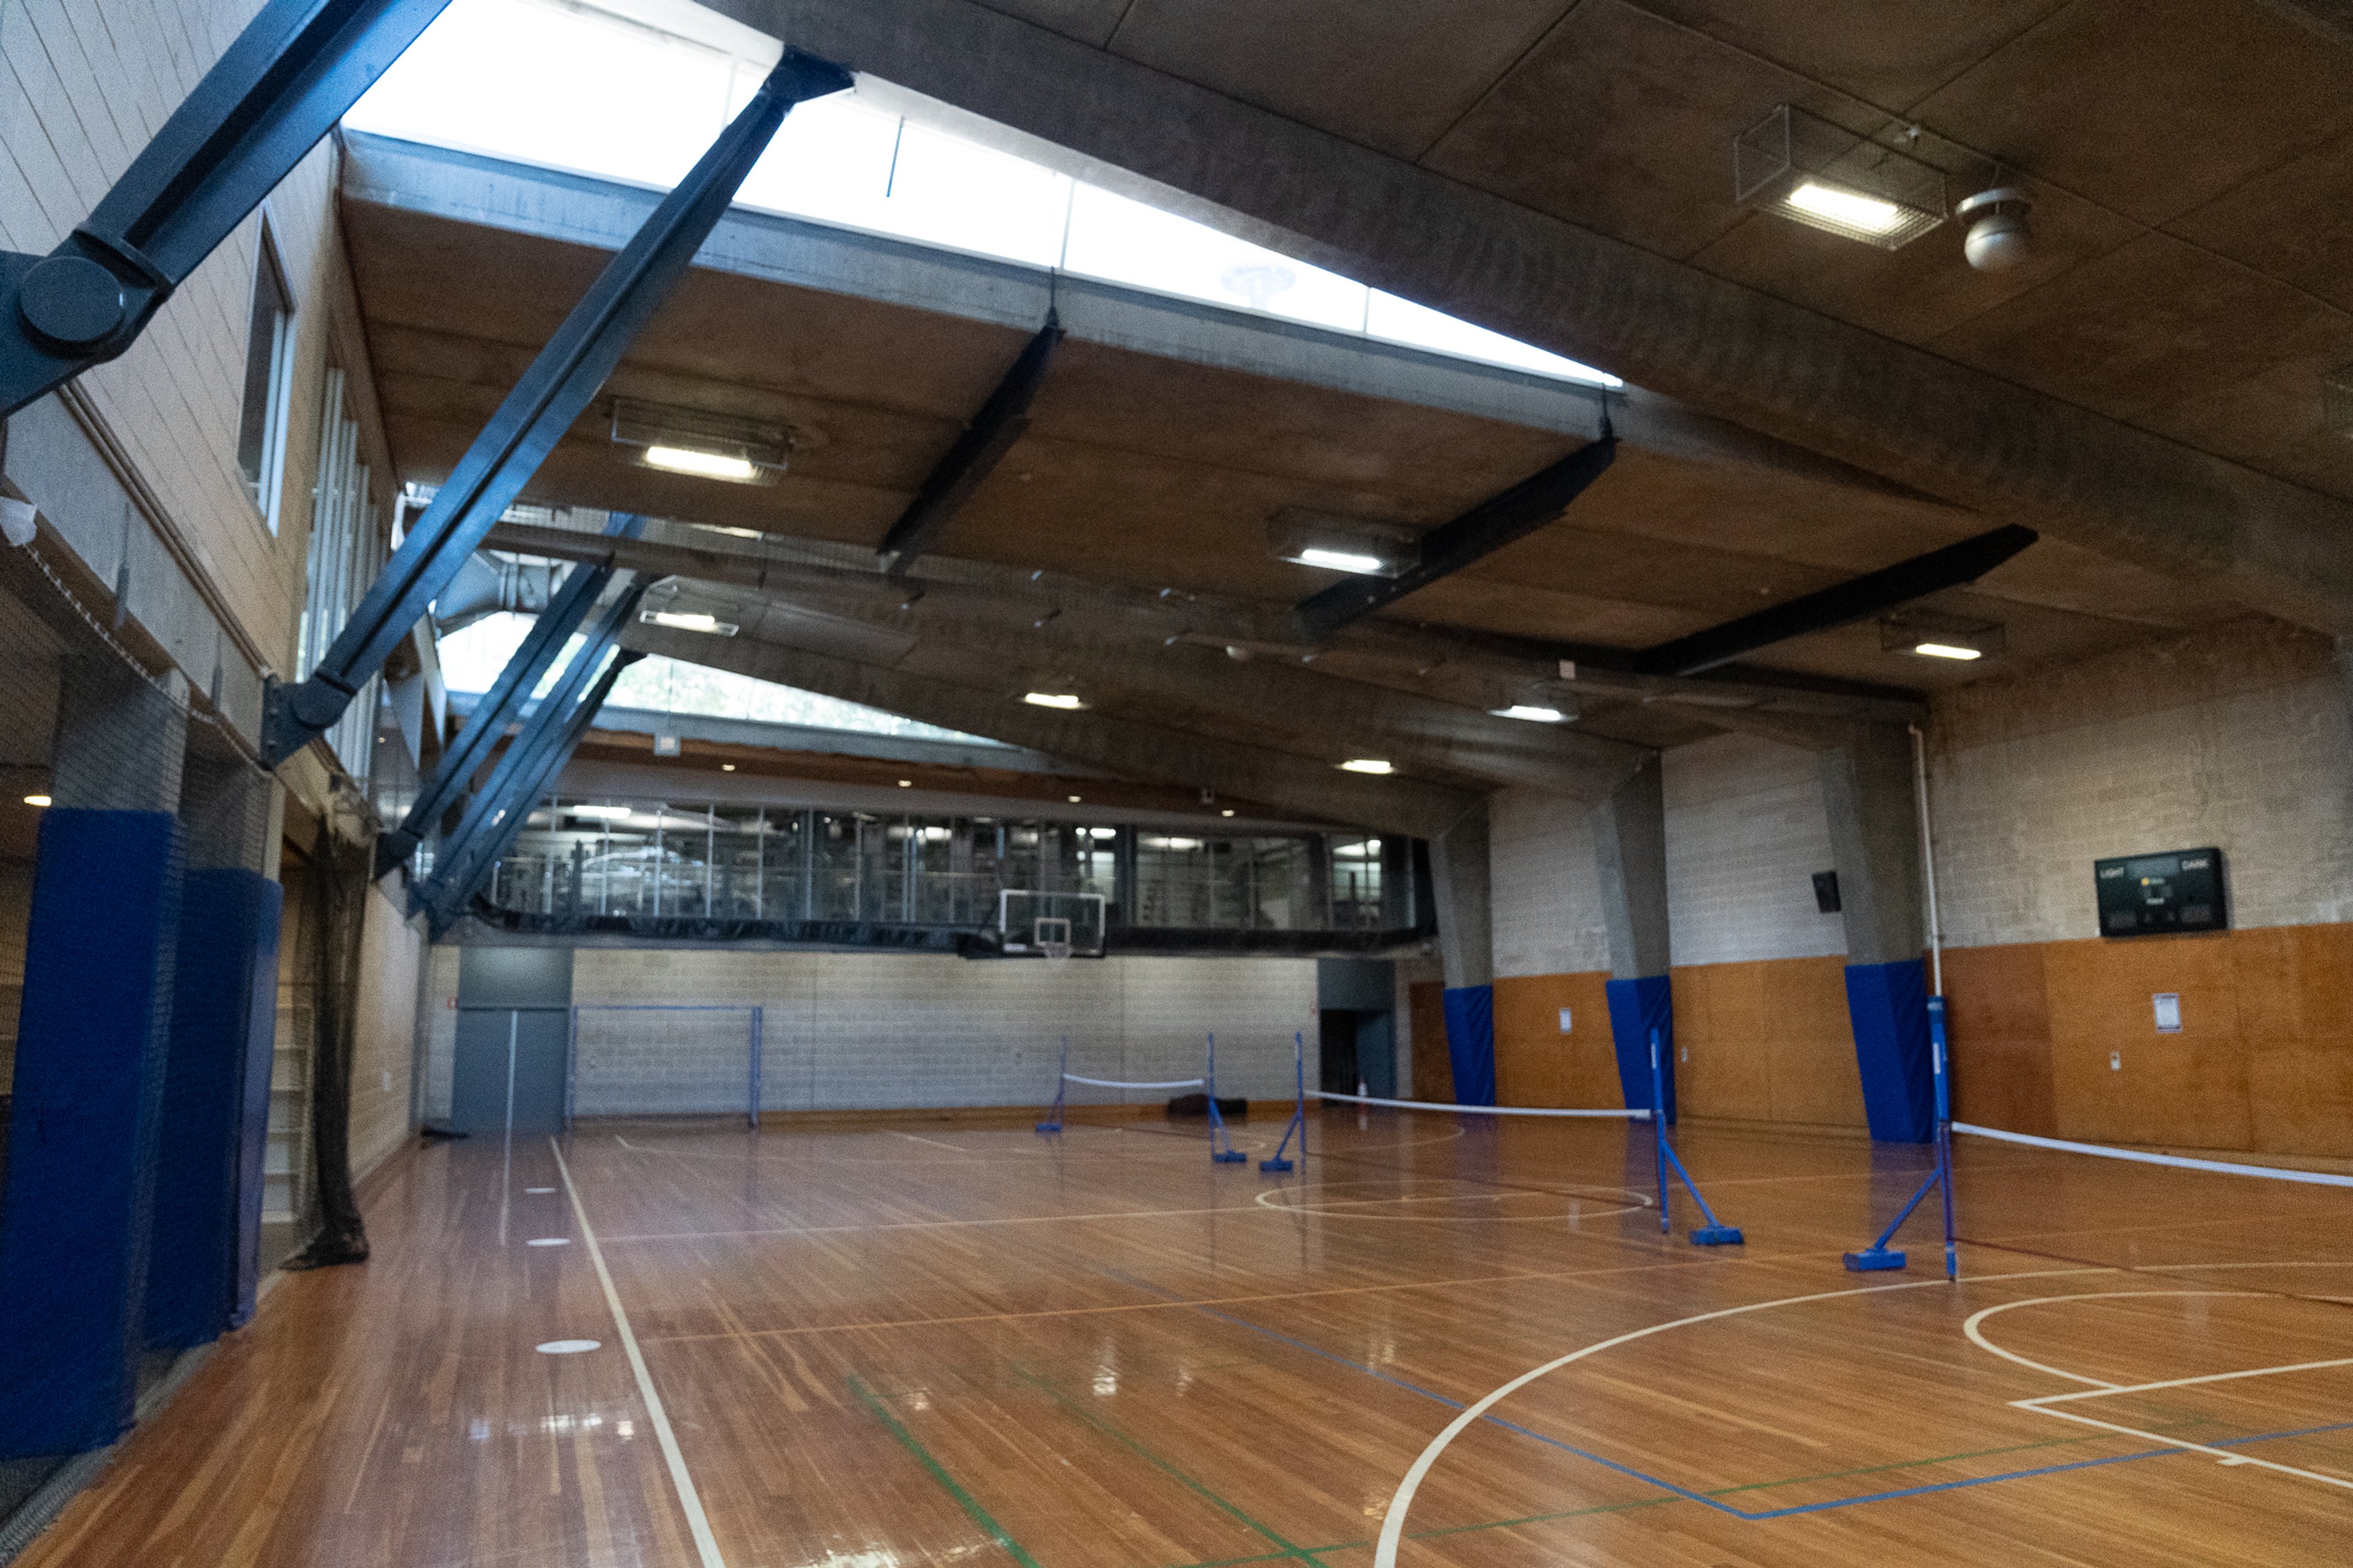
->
<box><xmin>344</xmin><ymin>0</ymin><xmax>1618</xmax><ymax>388</ymax></box>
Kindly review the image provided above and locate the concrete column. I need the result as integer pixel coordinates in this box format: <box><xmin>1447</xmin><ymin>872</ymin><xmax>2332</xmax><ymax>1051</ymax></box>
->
<box><xmin>1428</xmin><ymin>801</ymin><xmax>1493</xmax><ymax>990</ymax></box>
<box><xmin>1819</xmin><ymin>727</ymin><xmax>1927</xmax><ymax>966</ymax></box>
<box><xmin>0</xmin><ymin>657</ymin><xmax>190</xmax><ymax>1455</ymax></box>
<box><xmin>1591</xmin><ymin>755</ymin><xmax>1676</xmax><ymax>1116</ymax></box>
<box><xmin>1427</xmin><ymin>800</ymin><xmax>1495</xmax><ymax>1104</ymax></box>
<box><xmin>1819</xmin><ymin>725</ymin><xmax>1934</xmax><ymax>1142</ymax></box>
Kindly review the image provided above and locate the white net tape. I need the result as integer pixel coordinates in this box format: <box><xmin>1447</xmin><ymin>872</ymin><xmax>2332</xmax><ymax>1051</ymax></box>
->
<box><xmin>1953</xmin><ymin>1123</ymin><xmax>2353</xmax><ymax>1189</ymax></box>
<box><xmin>1064</xmin><ymin>1074</ymin><xmax>1206</xmax><ymax>1089</ymax></box>
<box><xmin>1316</xmin><ymin>1090</ymin><xmax>1651</xmax><ymax>1120</ymax></box>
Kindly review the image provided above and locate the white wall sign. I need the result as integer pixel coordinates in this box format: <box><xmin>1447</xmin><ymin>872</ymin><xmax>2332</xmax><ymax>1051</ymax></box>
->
<box><xmin>1558</xmin><ymin>1007</ymin><xmax>1573</xmax><ymax>1033</ymax></box>
<box><xmin>2153</xmin><ymin>992</ymin><xmax>2182</xmax><ymax>1034</ymax></box>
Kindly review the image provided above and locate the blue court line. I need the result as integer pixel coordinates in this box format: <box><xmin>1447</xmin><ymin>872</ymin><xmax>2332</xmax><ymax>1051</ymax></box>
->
<box><xmin>1095</xmin><ymin>1267</ymin><xmax>2353</xmax><ymax>1521</ymax></box>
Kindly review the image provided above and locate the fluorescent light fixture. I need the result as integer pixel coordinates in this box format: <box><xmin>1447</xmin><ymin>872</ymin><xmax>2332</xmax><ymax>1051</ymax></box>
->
<box><xmin>639</xmin><ymin>610</ymin><xmax>738</xmax><ymax>636</ymax></box>
<box><xmin>570</xmin><ymin>804</ymin><xmax>631</xmax><ymax>820</ymax></box>
<box><xmin>898</xmin><ymin>779</ymin><xmax>912</xmax><ymax>787</ymax></box>
<box><xmin>1338</xmin><ymin>759</ymin><xmax>1395</xmax><ymax>775</ymax></box>
<box><xmin>1912</xmin><ymin>642</ymin><xmax>1983</xmax><ymax>661</ymax></box>
<box><xmin>1067</xmin><ymin>794</ymin><xmax>1083</xmax><ymax>803</ymax></box>
<box><xmin>1294</xmin><ymin>547</ymin><xmax>1387</xmax><ymax>575</ymax></box>
<box><xmin>1786</xmin><ymin>181</ymin><xmax>1902</xmax><ymax>235</ymax></box>
<box><xmin>1333</xmin><ymin>839</ymin><xmax>1376</xmax><ymax>857</ymax></box>
<box><xmin>1490</xmin><ymin>704</ymin><xmax>1567</xmax><ymax>724</ymax></box>
<box><xmin>1735</xmin><ymin>105</ymin><xmax>1946</xmax><ymax>250</ymax></box>
<box><xmin>610</xmin><ymin>399</ymin><xmax>789</xmax><ymax>485</ymax></box>
<box><xmin>23</xmin><ymin>793</ymin><xmax>50</xmax><ymax>807</ymax></box>
<box><xmin>720</xmin><ymin>763</ymin><xmax>736</xmax><ymax>771</ymax></box>
<box><xmin>1143</xmin><ymin>835</ymin><xmax>1202</xmax><ymax>850</ymax></box>
<box><xmin>643</xmin><ymin>445</ymin><xmax>760</xmax><ymax>482</ymax></box>
<box><xmin>1087</xmin><ymin>827</ymin><xmax>1117</xmax><ymax>840</ymax></box>
<box><xmin>1023</xmin><ymin>691</ymin><xmax>1083</xmax><ymax>710</ymax></box>
<box><xmin>688</xmin><ymin>522</ymin><xmax>768</xmax><ymax>540</ymax></box>
<box><xmin>1220</xmin><ymin>809</ymin><xmax>1235</xmax><ymax>817</ymax></box>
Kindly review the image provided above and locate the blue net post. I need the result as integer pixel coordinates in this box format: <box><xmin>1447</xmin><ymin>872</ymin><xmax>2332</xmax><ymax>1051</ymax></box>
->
<box><xmin>1260</xmin><ymin>1031</ymin><xmax>1306</xmax><ymax>1173</ymax></box>
<box><xmin>1843</xmin><ymin>995</ymin><xmax>1956</xmax><ymax>1274</ymax></box>
<box><xmin>1207</xmin><ymin>1033</ymin><xmax>1246</xmax><ymax>1162</ymax></box>
<box><xmin>748</xmin><ymin>1005</ymin><xmax>764</xmax><ymax>1131</ymax></box>
<box><xmin>1035</xmin><ymin>1036</ymin><xmax>1068</xmax><ymax>1134</ymax></box>
<box><xmin>1652</xmin><ymin>1030</ymin><xmax>1743</xmax><ymax>1246</ymax></box>
<box><xmin>1650</xmin><ymin>1029</ymin><xmax>1671</xmax><ymax>1233</ymax></box>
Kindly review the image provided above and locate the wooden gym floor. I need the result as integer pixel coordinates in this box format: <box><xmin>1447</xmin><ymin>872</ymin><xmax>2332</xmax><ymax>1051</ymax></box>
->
<box><xmin>18</xmin><ymin>1108</ymin><xmax>2352</xmax><ymax>1567</ymax></box>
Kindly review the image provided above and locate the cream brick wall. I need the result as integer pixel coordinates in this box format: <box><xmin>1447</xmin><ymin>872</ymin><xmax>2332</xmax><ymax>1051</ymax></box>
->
<box><xmin>1930</xmin><ymin>621</ymin><xmax>2353</xmax><ymax>947</ymax></box>
<box><xmin>349</xmin><ymin>882</ymin><xmax>422</xmax><ymax>1178</ymax></box>
<box><xmin>1487</xmin><ymin>786</ymin><xmax>1610</xmax><ymax>979</ymax></box>
<box><xmin>1662</xmin><ymin>733</ymin><xmax>1846</xmax><ymax>967</ymax></box>
<box><xmin>437</xmin><ymin>947</ymin><xmax>1320</xmax><ymax>1115</ymax></box>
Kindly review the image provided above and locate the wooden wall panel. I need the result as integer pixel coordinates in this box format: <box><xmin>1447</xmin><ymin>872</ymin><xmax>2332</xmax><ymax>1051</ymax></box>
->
<box><xmin>1670</xmin><ymin>957</ymin><xmax>1856</xmax><ymax>1128</ymax></box>
<box><xmin>1493</xmin><ymin>972</ymin><xmax>1616</xmax><ymax>1108</ymax></box>
<box><xmin>1408</xmin><ymin>980</ymin><xmax>1452</xmax><ymax>1102</ymax></box>
<box><xmin>2044</xmin><ymin>933</ymin><xmax>2251</xmax><ymax>1149</ymax></box>
<box><xmin>1943</xmin><ymin>943</ymin><xmax>2056</xmax><ymax>1135</ymax></box>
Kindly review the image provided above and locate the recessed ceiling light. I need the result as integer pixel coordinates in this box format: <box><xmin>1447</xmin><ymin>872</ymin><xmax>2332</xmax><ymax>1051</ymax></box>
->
<box><xmin>898</xmin><ymin>779</ymin><xmax>912</xmax><ymax>787</ymax></box>
<box><xmin>1068</xmin><ymin>794</ymin><xmax>1082</xmax><ymax>803</ymax></box>
<box><xmin>720</xmin><ymin>763</ymin><xmax>736</xmax><ymax>771</ymax></box>
<box><xmin>570</xmin><ymin>804</ymin><xmax>631</xmax><ymax>820</ymax></box>
<box><xmin>1086</xmin><ymin>827</ymin><xmax>1116</xmax><ymax>839</ymax></box>
<box><xmin>1912</xmin><ymin>642</ymin><xmax>1983</xmax><ymax>661</ymax></box>
<box><xmin>1294</xmin><ymin>547</ymin><xmax>1387</xmax><ymax>575</ymax></box>
<box><xmin>1785</xmin><ymin>181</ymin><xmax>1903</xmax><ymax>235</ymax></box>
<box><xmin>640</xmin><ymin>610</ymin><xmax>737</xmax><ymax>636</ymax></box>
<box><xmin>23</xmin><ymin>793</ymin><xmax>50</xmax><ymax>807</ymax></box>
<box><xmin>1338</xmin><ymin>759</ymin><xmax>1395</xmax><ymax>775</ymax></box>
<box><xmin>1490</xmin><ymin>704</ymin><xmax>1567</xmax><ymax>724</ymax></box>
<box><xmin>1220</xmin><ymin>809</ymin><xmax>1234</xmax><ymax>817</ymax></box>
<box><xmin>642</xmin><ymin>445</ymin><xmax>762</xmax><ymax>482</ymax></box>
<box><xmin>1023</xmin><ymin>691</ymin><xmax>1082</xmax><ymax>710</ymax></box>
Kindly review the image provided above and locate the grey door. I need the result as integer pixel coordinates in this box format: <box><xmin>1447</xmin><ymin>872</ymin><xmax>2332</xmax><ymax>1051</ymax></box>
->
<box><xmin>452</xmin><ymin>1007</ymin><xmax>570</xmax><ymax>1135</ymax></box>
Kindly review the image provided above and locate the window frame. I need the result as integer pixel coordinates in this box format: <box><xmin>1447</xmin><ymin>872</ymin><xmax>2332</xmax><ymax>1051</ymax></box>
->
<box><xmin>237</xmin><ymin>216</ymin><xmax>298</xmax><ymax>535</ymax></box>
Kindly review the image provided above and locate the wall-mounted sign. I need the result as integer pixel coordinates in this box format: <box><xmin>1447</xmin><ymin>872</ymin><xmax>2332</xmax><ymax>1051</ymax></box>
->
<box><xmin>2153</xmin><ymin>992</ymin><xmax>2181</xmax><ymax>1034</ymax></box>
<box><xmin>1558</xmin><ymin>1007</ymin><xmax>1573</xmax><ymax>1034</ymax></box>
<box><xmin>2094</xmin><ymin>848</ymin><xmax>2226</xmax><ymax>937</ymax></box>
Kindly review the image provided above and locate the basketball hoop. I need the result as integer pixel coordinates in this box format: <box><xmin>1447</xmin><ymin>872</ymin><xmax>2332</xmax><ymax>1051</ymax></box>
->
<box><xmin>1035</xmin><ymin>915</ymin><xmax>1074</xmax><ymax>964</ymax></box>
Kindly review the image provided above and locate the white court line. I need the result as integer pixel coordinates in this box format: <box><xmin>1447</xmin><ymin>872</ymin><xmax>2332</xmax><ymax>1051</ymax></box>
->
<box><xmin>1370</xmin><ymin>1266</ymin><xmax>2115</xmax><ymax>1567</ymax></box>
<box><xmin>1317</xmin><ymin>1090</ymin><xmax>1648</xmax><ymax>1119</ymax></box>
<box><xmin>553</xmin><ymin>1138</ymin><xmax>728</xmax><ymax>1568</ymax></box>
<box><xmin>894</xmin><ymin>1132</ymin><xmax>969</xmax><ymax>1153</ymax></box>
<box><xmin>1252</xmin><ymin>1184</ymin><xmax>1651</xmax><ymax>1223</ymax></box>
<box><xmin>1965</xmin><ymin>1289</ymin><xmax>2353</xmax><ymax>1494</ymax></box>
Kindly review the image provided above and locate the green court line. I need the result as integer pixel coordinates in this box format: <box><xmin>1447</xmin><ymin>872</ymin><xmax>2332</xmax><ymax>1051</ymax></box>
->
<box><xmin>1010</xmin><ymin>1365</ymin><xmax>1334</xmax><ymax>1564</ymax></box>
<box><xmin>848</xmin><ymin>1374</ymin><xmax>1045</xmax><ymax>1568</ymax></box>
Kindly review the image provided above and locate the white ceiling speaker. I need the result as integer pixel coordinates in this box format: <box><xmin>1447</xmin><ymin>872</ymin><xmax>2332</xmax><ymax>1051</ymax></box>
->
<box><xmin>1957</xmin><ymin>187</ymin><xmax>2033</xmax><ymax>271</ymax></box>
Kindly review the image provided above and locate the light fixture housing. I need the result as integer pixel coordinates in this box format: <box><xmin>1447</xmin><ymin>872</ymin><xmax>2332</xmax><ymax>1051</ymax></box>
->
<box><xmin>1338</xmin><ymin>758</ymin><xmax>1395</xmax><ymax>775</ymax></box>
<box><xmin>569</xmin><ymin>804</ymin><xmax>631</xmax><ymax>820</ymax></box>
<box><xmin>1880</xmin><ymin>610</ymin><xmax>2004</xmax><ymax>662</ymax></box>
<box><xmin>610</xmin><ymin>399</ymin><xmax>790</xmax><ymax>485</ymax></box>
<box><xmin>1490</xmin><ymin>703</ymin><xmax>1569</xmax><ymax>724</ymax></box>
<box><xmin>640</xmin><ymin>609</ymin><xmax>738</xmax><ymax>636</ymax></box>
<box><xmin>23</xmin><ymin>793</ymin><xmax>51</xmax><ymax>807</ymax></box>
<box><xmin>1268</xmin><ymin>509</ymin><xmax>1420</xmax><ymax>578</ymax></box>
<box><xmin>1736</xmin><ymin>105</ymin><xmax>1946</xmax><ymax>249</ymax></box>
<box><xmin>1023</xmin><ymin>691</ymin><xmax>1083</xmax><ymax>710</ymax></box>
<box><xmin>1956</xmin><ymin>186</ymin><xmax>2033</xmax><ymax>272</ymax></box>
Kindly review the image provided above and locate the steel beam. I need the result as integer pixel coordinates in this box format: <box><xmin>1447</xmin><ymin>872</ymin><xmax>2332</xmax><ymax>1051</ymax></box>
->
<box><xmin>258</xmin><ymin>47</ymin><xmax>852</xmax><ymax>766</ymax></box>
<box><xmin>0</xmin><ymin>0</ymin><xmax>453</xmax><ymax>417</ymax></box>
<box><xmin>876</xmin><ymin>313</ymin><xmax>1063</xmax><ymax>574</ymax></box>
<box><xmin>1294</xmin><ymin>437</ymin><xmax>1616</xmax><ymax>641</ymax></box>
<box><xmin>374</xmin><ymin>515</ymin><xmax>641</xmax><ymax>876</ymax></box>
<box><xmin>1635</xmin><ymin>525</ymin><xmax>2039</xmax><ymax>678</ymax></box>
<box><xmin>621</xmin><ymin>622</ymin><xmax>1480</xmax><ymax>838</ymax></box>
<box><xmin>423</xmin><ymin>648</ymin><xmax>646</xmax><ymax>934</ymax></box>
<box><xmin>412</xmin><ymin>582</ymin><xmax>646</xmax><ymax>916</ymax></box>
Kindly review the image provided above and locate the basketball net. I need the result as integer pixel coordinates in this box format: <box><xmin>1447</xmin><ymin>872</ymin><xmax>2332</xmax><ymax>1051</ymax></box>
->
<box><xmin>1036</xmin><ymin>915</ymin><xmax>1074</xmax><ymax>965</ymax></box>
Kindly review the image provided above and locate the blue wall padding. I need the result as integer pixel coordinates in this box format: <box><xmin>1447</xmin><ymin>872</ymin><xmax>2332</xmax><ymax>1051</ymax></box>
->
<box><xmin>230</xmin><ymin>877</ymin><xmax>284</xmax><ymax>1328</ymax></box>
<box><xmin>145</xmin><ymin>870</ymin><xmax>281</xmax><ymax>1349</ymax></box>
<box><xmin>1844</xmin><ymin>959</ymin><xmax>1935</xmax><ymax>1143</ymax></box>
<box><xmin>0</xmin><ymin>809</ymin><xmax>183</xmax><ymax>1458</ymax></box>
<box><xmin>1440</xmin><ymin>985</ymin><xmax>1496</xmax><ymax>1106</ymax></box>
<box><xmin>1604</xmin><ymin>974</ymin><xmax>1676</xmax><ymax>1123</ymax></box>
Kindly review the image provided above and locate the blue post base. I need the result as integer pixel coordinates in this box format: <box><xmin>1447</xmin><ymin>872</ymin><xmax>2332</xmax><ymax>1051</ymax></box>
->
<box><xmin>1034</xmin><ymin>1122</ymin><xmax>1060</xmax><ymax>1134</ymax></box>
<box><xmin>1844</xmin><ymin>1248</ymin><xmax>1909</xmax><ymax>1271</ymax></box>
<box><xmin>1212</xmin><ymin>1149</ymin><xmax>1248</xmax><ymax>1164</ymax></box>
<box><xmin>1689</xmin><ymin>1225</ymin><xmax>1745</xmax><ymax>1246</ymax></box>
<box><xmin>1258</xmin><ymin>1156</ymin><xmax>1293</xmax><ymax>1172</ymax></box>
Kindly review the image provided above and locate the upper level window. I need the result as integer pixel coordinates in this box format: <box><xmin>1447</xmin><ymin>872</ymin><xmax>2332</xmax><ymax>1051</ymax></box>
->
<box><xmin>237</xmin><ymin>223</ymin><xmax>296</xmax><ymax>532</ymax></box>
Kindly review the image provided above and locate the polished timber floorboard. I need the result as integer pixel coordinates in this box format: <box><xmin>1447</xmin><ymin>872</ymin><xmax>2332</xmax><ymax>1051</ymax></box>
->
<box><xmin>21</xmin><ymin>1110</ymin><xmax>2353</xmax><ymax>1567</ymax></box>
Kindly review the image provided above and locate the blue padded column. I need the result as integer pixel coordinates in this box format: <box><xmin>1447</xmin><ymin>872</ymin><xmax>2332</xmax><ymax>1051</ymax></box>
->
<box><xmin>145</xmin><ymin>869</ymin><xmax>282</xmax><ymax>1348</ymax></box>
<box><xmin>1844</xmin><ymin>958</ymin><xmax>1934</xmax><ymax>1143</ymax></box>
<box><xmin>1439</xmin><ymin>985</ymin><xmax>1496</xmax><ymax>1107</ymax></box>
<box><xmin>1605</xmin><ymin>974</ymin><xmax>1675</xmax><ymax>1123</ymax></box>
<box><xmin>0</xmin><ymin>808</ymin><xmax>184</xmax><ymax>1458</ymax></box>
